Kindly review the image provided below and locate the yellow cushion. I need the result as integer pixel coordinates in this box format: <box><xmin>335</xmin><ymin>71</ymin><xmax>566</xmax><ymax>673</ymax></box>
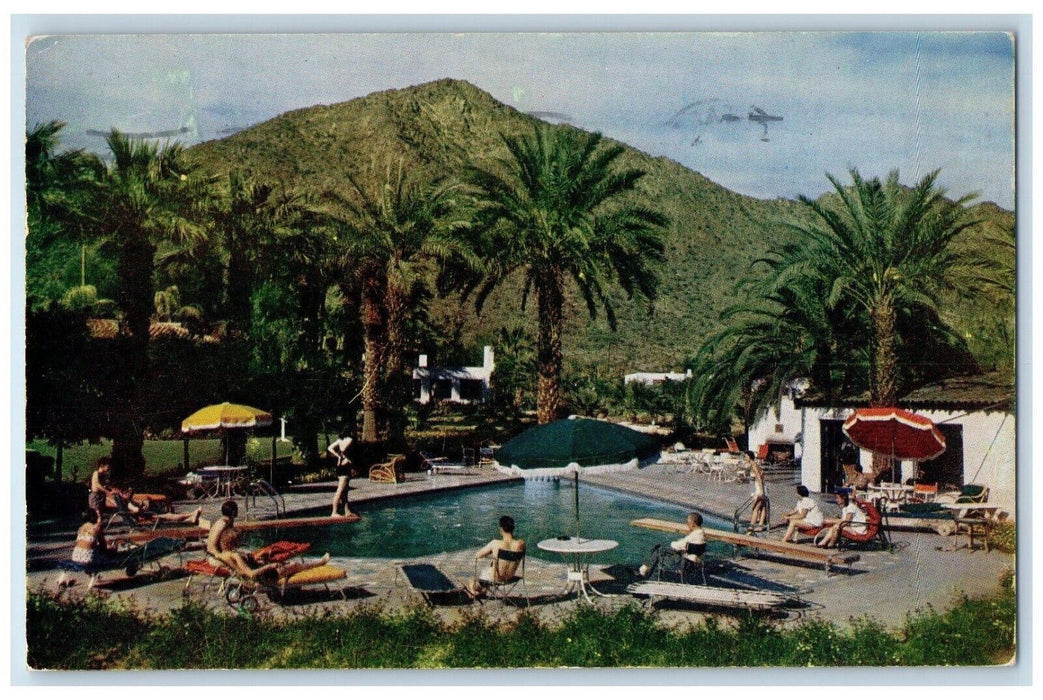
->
<box><xmin>280</xmin><ymin>564</ymin><xmax>346</xmax><ymax>587</ymax></box>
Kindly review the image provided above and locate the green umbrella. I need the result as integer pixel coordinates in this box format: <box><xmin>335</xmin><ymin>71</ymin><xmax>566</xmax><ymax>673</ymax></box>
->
<box><xmin>494</xmin><ymin>416</ymin><xmax>661</xmax><ymax>538</ymax></box>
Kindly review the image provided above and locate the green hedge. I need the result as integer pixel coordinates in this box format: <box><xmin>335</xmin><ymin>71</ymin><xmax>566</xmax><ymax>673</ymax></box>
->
<box><xmin>27</xmin><ymin>576</ymin><xmax>1015</xmax><ymax>670</ymax></box>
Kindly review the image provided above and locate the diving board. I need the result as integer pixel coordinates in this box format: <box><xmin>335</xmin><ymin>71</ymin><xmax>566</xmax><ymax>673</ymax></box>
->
<box><xmin>122</xmin><ymin>513</ymin><xmax>361</xmax><ymax>544</ymax></box>
<box><xmin>631</xmin><ymin>518</ymin><xmax>859</xmax><ymax>572</ymax></box>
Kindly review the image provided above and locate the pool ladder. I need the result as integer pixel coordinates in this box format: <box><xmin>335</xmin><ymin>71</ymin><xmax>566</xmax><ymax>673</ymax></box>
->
<box><xmin>733</xmin><ymin>494</ymin><xmax>771</xmax><ymax>535</ymax></box>
<box><xmin>244</xmin><ymin>479</ymin><xmax>285</xmax><ymax>519</ymax></box>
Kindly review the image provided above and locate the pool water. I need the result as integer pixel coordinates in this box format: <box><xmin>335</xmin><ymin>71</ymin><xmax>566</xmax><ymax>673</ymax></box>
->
<box><xmin>252</xmin><ymin>481</ymin><xmax>729</xmax><ymax>564</ymax></box>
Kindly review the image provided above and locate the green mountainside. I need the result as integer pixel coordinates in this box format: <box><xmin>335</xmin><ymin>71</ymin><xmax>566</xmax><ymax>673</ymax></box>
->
<box><xmin>186</xmin><ymin>78</ymin><xmax>1011</xmax><ymax>375</ymax></box>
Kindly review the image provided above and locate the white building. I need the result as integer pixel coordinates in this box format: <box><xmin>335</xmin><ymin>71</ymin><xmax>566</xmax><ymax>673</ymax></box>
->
<box><xmin>624</xmin><ymin>369</ymin><xmax>693</xmax><ymax>385</ymax></box>
<box><xmin>788</xmin><ymin>374</ymin><xmax>1015</xmax><ymax>515</ymax></box>
<box><xmin>413</xmin><ymin>346</ymin><xmax>495</xmax><ymax>405</ymax></box>
<box><xmin>747</xmin><ymin>379</ymin><xmax>809</xmax><ymax>459</ymax></box>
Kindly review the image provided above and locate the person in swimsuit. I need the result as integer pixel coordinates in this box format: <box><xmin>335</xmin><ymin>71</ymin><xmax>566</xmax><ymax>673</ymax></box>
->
<box><xmin>464</xmin><ymin>515</ymin><xmax>526</xmax><ymax>599</ymax></box>
<box><xmin>327</xmin><ymin>432</ymin><xmax>356</xmax><ymax>518</ymax></box>
<box><xmin>114</xmin><ymin>488</ymin><xmax>203</xmax><ymax>525</ymax></box>
<box><xmin>71</xmin><ymin>509</ymin><xmax>122</xmax><ymax>566</ymax></box>
<box><xmin>748</xmin><ymin>453</ymin><xmax>769</xmax><ymax>531</ymax></box>
<box><xmin>88</xmin><ymin>457</ymin><xmax>116</xmax><ymax>520</ymax></box>
<box><xmin>206</xmin><ymin>500</ymin><xmax>330</xmax><ymax>581</ymax></box>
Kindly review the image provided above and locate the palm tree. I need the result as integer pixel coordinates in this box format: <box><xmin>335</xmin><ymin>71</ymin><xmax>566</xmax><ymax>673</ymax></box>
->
<box><xmin>26</xmin><ymin>121</ymin><xmax>104</xmax><ymax>307</ymax></box>
<box><xmin>209</xmin><ymin>170</ymin><xmax>296</xmax><ymax>338</ymax></box>
<box><xmin>465</xmin><ymin>125</ymin><xmax>668</xmax><ymax>424</ymax></box>
<box><xmin>688</xmin><ymin>270</ymin><xmax>858</xmax><ymax>436</ymax></box>
<box><xmin>90</xmin><ymin>130</ymin><xmax>209</xmax><ymax>478</ymax></box>
<box><xmin>773</xmin><ymin>168</ymin><xmax>980</xmax><ymax>407</ymax></box>
<box><xmin>326</xmin><ymin>163</ymin><xmax>474</xmax><ymax>446</ymax></box>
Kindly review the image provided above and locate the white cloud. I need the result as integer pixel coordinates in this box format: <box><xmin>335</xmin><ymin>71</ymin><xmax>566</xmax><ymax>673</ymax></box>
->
<box><xmin>24</xmin><ymin>31</ymin><xmax>1015</xmax><ymax>208</ymax></box>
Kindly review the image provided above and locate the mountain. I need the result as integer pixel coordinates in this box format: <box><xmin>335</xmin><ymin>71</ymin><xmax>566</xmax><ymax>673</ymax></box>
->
<box><xmin>185</xmin><ymin>78</ymin><xmax>1012</xmax><ymax>374</ymax></box>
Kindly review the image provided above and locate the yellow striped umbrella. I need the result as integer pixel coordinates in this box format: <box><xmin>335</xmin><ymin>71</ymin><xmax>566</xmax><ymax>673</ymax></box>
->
<box><xmin>181</xmin><ymin>403</ymin><xmax>273</xmax><ymax>434</ymax></box>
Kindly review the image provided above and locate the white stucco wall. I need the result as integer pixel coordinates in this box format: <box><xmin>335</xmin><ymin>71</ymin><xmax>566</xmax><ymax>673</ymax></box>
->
<box><xmin>748</xmin><ymin>395</ymin><xmax>804</xmax><ymax>450</ymax></box>
<box><xmin>799</xmin><ymin>407</ymin><xmax>1016</xmax><ymax>517</ymax></box>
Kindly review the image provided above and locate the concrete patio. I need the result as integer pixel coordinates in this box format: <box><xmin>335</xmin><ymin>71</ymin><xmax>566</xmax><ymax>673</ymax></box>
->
<box><xmin>25</xmin><ymin>461</ymin><xmax>1015</xmax><ymax>630</ymax></box>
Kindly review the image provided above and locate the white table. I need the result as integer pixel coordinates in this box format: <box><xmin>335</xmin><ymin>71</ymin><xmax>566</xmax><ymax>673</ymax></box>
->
<box><xmin>537</xmin><ymin>537</ymin><xmax>619</xmax><ymax>603</ymax></box>
<box><xmin>199</xmin><ymin>466</ymin><xmax>248</xmax><ymax>498</ymax></box>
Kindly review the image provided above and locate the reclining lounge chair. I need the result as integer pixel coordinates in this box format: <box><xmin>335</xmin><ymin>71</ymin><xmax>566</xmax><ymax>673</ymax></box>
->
<box><xmin>398</xmin><ymin>563</ymin><xmax>467</xmax><ymax>605</ymax></box>
<box><xmin>57</xmin><ymin>536</ymin><xmax>186</xmax><ymax>590</ymax></box>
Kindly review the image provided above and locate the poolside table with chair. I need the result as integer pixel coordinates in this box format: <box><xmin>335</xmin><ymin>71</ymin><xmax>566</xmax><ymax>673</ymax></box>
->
<box><xmin>537</xmin><ymin>536</ymin><xmax>618</xmax><ymax>603</ymax></box>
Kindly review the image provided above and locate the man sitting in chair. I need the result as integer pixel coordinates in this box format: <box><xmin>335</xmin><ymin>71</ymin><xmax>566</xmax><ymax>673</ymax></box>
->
<box><xmin>207</xmin><ymin>500</ymin><xmax>330</xmax><ymax>582</ymax></box>
<box><xmin>637</xmin><ymin>511</ymin><xmax>706</xmax><ymax>578</ymax></box>
<box><xmin>465</xmin><ymin>515</ymin><xmax>525</xmax><ymax>599</ymax></box>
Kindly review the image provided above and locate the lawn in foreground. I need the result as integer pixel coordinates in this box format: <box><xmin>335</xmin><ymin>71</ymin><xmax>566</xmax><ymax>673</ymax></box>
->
<box><xmin>27</xmin><ymin>573</ymin><xmax>1014</xmax><ymax>669</ymax></box>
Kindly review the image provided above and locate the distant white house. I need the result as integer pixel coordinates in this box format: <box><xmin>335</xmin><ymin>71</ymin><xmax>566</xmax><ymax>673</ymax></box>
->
<box><xmin>791</xmin><ymin>374</ymin><xmax>1015</xmax><ymax>515</ymax></box>
<box><xmin>624</xmin><ymin>369</ymin><xmax>693</xmax><ymax>385</ymax></box>
<box><xmin>413</xmin><ymin>346</ymin><xmax>495</xmax><ymax>405</ymax></box>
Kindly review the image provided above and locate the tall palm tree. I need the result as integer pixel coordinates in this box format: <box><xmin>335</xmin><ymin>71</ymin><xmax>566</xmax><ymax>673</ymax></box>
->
<box><xmin>465</xmin><ymin>125</ymin><xmax>668</xmax><ymax>424</ymax></box>
<box><xmin>90</xmin><ymin>130</ymin><xmax>209</xmax><ymax>478</ymax></box>
<box><xmin>212</xmin><ymin>170</ymin><xmax>271</xmax><ymax>337</ymax></box>
<box><xmin>773</xmin><ymin>168</ymin><xmax>980</xmax><ymax>407</ymax></box>
<box><xmin>326</xmin><ymin>163</ymin><xmax>474</xmax><ymax>445</ymax></box>
<box><xmin>688</xmin><ymin>270</ymin><xmax>858</xmax><ymax>435</ymax></box>
<box><xmin>26</xmin><ymin>121</ymin><xmax>104</xmax><ymax>306</ymax></box>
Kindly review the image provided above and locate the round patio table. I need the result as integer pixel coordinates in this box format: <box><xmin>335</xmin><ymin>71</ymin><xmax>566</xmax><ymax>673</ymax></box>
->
<box><xmin>199</xmin><ymin>466</ymin><xmax>249</xmax><ymax>499</ymax></box>
<box><xmin>537</xmin><ymin>537</ymin><xmax>618</xmax><ymax>603</ymax></box>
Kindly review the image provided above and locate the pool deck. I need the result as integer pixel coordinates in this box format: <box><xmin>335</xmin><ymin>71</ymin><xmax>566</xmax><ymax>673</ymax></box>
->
<box><xmin>25</xmin><ymin>462</ymin><xmax>1015</xmax><ymax>631</ymax></box>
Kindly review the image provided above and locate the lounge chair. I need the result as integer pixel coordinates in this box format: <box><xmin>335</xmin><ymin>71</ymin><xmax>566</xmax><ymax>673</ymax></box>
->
<box><xmin>835</xmin><ymin>499</ymin><xmax>891</xmax><ymax>551</ymax></box>
<box><xmin>478</xmin><ymin>445</ymin><xmax>497</xmax><ymax>468</ymax></box>
<box><xmin>475</xmin><ymin>548</ymin><xmax>529</xmax><ymax>607</ymax></box>
<box><xmin>627</xmin><ymin>581</ymin><xmax>790</xmax><ymax>612</ymax></box>
<box><xmin>842</xmin><ymin>464</ymin><xmax>872</xmax><ymax>490</ymax></box>
<box><xmin>105</xmin><ymin>493</ymin><xmax>162</xmax><ymax>534</ymax></box>
<box><xmin>57</xmin><ymin>536</ymin><xmax>186</xmax><ymax>590</ymax></box>
<box><xmin>724</xmin><ymin>437</ymin><xmax>740</xmax><ymax>453</ymax></box>
<box><xmin>910</xmin><ymin>483</ymin><xmax>939</xmax><ymax>502</ymax></box>
<box><xmin>369</xmin><ymin>455</ymin><xmax>407</xmax><ymax>483</ymax></box>
<box><xmin>222</xmin><ymin>563</ymin><xmax>349</xmax><ymax>612</ymax></box>
<box><xmin>183</xmin><ymin>540</ymin><xmax>312</xmax><ymax>597</ymax></box>
<box><xmin>398</xmin><ymin>563</ymin><xmax>466</xmax><ymax>605</ymax></box>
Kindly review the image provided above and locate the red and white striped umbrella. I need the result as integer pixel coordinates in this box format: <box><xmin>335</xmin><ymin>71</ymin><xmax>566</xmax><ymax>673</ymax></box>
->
<box><xmin>842</xmin><ymin>408</ymin><xmax>946</xmax><ymax>461</ymax></box>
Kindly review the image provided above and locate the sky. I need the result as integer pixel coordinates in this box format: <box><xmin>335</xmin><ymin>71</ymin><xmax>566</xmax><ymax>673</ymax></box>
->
<box><xmin>23</xmin><ymin>29</ymin><xmax>1017</xmax><ymax>209</ymax></box>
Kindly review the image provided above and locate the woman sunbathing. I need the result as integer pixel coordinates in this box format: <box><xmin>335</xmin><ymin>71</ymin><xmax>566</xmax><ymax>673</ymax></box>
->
<box><xmin>115</xmin><ymin>489</ymin><xmax>203</xmax><ymax>525</ymax></box>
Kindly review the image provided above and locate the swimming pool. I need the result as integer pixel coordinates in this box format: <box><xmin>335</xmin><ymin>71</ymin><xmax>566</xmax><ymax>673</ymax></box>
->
<box><xmin>253</xmin><ymin>481</ymin><xmax>729</xmax><ymax>564</ymax></box>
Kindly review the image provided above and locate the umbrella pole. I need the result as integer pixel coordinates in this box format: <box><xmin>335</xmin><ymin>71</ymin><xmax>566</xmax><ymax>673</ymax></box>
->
<box><xmin>575</xmin><ymin>472</ymin><xmax>580</xmax><ymax>541</ymax></box>
<box><xmin>183</xmin><ymin>436</ymin><xmax>190</xmax><ymax>472</ymax></box>
<box><xmin>271</xmin><ymin>418</ymin><xmax>277</xmax><ymax>485</ymax></box>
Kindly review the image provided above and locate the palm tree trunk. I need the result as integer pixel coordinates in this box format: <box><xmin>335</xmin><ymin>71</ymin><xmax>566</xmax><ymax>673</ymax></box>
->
<box><xmin>535</xmin><ymin>268</ymin><xmax>565</xmax><ymax>424</ymax></box>
<box><xmin>870</xmin><ymin>294</ymin><xmax>899</xmax><ymax>477</ymax></box>
<box><xmin>360</xmin><ymin>276</ymin><xmax>387</xmax><ymax>443</ymax></box>
<box><xmin>112</xmin><ymin>235</ymin><xmax>154</xmax><ymax>480</ymax></box>
<box><xmin>383</xmin><ymin>280</ymin><xmax>410</xmax><ymax>449</ymax></box>
<box><xmin>870</xmin><ymin>294</ymin><xmax>899</xmax><ymax>407</ymax></box>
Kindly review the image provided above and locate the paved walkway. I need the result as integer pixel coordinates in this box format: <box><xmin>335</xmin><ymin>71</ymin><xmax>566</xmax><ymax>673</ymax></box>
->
<box><xmin>25</xmin><ymin>462</ymin><xmax>1015</xmax><ymax>631</ymax></box>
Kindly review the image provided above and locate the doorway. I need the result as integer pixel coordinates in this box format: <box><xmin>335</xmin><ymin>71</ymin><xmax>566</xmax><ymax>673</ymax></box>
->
<box><xmin>819</xmin><ymin>419</ymin><xmax>857</xmax><ymax>493</ymax></box>
<box><xmin>918</xmin><ymin>423</ymin><xmax>964</xmax><ymax>490</ymax></box>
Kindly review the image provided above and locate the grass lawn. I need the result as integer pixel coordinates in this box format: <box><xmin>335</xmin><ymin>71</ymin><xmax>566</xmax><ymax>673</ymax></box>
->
<box><xmin>27</xmin><ymin>437</ymin><xmax>300</xmax><ymax>483</ymax></box>
<box><xmin>26</xmin><ymin>576</ymin><xmax>1016</xmax><ymax>669</ymax></box>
